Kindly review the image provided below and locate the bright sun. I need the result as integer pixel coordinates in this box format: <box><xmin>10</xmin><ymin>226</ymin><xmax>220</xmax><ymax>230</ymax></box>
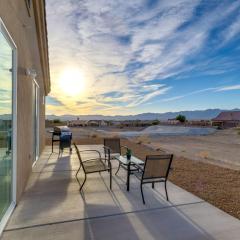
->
<box><xmin>58</xmin><ymin>68</ymin><xmax>85</xmax><ymax>96</ymax></box>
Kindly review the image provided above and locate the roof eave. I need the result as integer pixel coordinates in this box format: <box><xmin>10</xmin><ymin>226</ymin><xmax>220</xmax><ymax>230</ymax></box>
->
<box><xmin>33</xmin><ymin>0</ymin><xmax>51</xmax><ymax>95</ymax></box>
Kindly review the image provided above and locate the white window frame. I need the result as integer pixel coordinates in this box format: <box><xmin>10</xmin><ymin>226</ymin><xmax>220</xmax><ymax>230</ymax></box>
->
<box><xmin>32</xmin><ymin>79</ymin><xmax>40</xmax><ymax>166</ymax></box>
<box><xmin>0</xmin><ymin>18</ymin><xmax>17</xmax><ymax>235</ymax></box>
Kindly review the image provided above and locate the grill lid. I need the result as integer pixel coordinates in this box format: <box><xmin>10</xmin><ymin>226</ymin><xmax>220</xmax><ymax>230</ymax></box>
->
<box><xmin>54</xmin><ymin>126</ymin><xmax>71</xmax><ymax>133</ymax></box>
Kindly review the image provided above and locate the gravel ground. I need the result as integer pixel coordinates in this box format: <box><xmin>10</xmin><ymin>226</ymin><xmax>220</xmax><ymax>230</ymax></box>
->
<box><xmin>132</xmin><ymin>128</ymin><xmax>240</xmax><ymax>170</ymax></box>
<box><xmin>46</xmin><ymin>133</ymin><xmax>240</xmax><ymax>220</ymax></box>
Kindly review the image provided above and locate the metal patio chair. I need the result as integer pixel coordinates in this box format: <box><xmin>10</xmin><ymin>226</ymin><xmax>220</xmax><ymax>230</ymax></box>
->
<box><xmin>103</xmin><ymin>138</ymin><xmax>127</xmax><ymax>160</ymax></box>
<box><xmin>134</xmin><ymin>154</ymin><xmax>173</xmax><ymax>204</ymax></box>
<box><xmin>74</xmin><ymin>143</ymin><xmax>112</xmax><ymax>192</ymax></box>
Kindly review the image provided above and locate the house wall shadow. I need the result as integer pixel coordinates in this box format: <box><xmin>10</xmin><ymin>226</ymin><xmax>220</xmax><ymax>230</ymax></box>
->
<box><xmin>7</xmin><ymin>151</ymin><xmax>76</xmax><ymax>228</ymax></box>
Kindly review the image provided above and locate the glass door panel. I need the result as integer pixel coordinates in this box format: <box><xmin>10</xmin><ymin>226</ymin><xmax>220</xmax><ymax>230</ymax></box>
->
<box><xmin>0</xmin><ymin>31</ymin><xmax>13</xmax><ymax>219</ymax></box>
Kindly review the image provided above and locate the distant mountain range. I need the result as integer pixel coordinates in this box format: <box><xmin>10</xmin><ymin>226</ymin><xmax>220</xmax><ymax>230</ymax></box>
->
<box><xmin>46</xmin><ymin>108</ymin><xmax>240</xmax><ymax>121</ymax></box>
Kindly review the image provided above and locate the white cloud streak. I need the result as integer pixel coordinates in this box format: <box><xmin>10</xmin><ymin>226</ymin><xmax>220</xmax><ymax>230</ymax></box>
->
<box><xmin>162</xmin><ymin>85</ymin><xmax>240</xmax><ymax>102</ymax></box>
<box><xmin>215</xmin><ymin>84</ymin><xmax>240</xmax><ymax>92</ymax></box>
<box><xmin>45</xmin><ymin>0</ymin><xmax>240</xmax><ymax>114</ymax></box>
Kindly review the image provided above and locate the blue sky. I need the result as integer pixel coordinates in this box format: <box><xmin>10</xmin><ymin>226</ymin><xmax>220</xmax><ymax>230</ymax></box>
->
<box><xmin>46</xmin><ymin>0</ymin><xmax>240</xmax><ymax>115</ymax></box>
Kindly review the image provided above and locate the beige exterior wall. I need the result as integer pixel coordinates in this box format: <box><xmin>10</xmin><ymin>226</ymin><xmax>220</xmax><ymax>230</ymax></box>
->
<box><xmin>0</xmin><ymin>0</ymin><xmax>50</xmax><ymax>202</ymax></box>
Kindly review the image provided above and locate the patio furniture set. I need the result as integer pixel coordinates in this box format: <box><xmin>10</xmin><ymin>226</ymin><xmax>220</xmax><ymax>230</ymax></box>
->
<box><xmin>74</xmin><ymin>138</ymin><xmax>173</xmax><ymax>204</ymax></box>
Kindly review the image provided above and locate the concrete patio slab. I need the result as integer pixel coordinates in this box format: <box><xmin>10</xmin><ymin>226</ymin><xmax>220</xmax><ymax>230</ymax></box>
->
<box><xmin>1</xmin><ymin>145</ymin><xmax>240</xmax><ymax>240</ymax></box>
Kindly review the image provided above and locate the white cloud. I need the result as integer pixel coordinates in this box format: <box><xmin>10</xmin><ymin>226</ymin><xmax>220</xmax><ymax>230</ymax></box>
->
<box><xmin>162</xmin><ymin>95</ymin><xmax>185</xmax><ymax>102</ymax></box>
<box><xmin>161</xmin><ymin>85</ymin><xmax>240</xmax><ymax>103</ymax></box>
<box><xmin>45</xmin><ymin>0</ymin><xmax>240</xmax><ymax>115</ymax></box>
<box><xmin>215</xmin><ymin>84</ymin><xmax>240</xmax><ymax>92</ymax></box>
<box><xmin>129</xmin><ymin>86</ymin><xmax>172</xmax><ymax>107</ymax></box>
<box><xmin>223</xmin><ymin>16</ymin><xmax>240</xmax><ymax>43</ymax></box>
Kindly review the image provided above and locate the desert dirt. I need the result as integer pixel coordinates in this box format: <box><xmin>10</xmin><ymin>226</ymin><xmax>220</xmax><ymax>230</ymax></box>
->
<box><xmin>132</xmin><ymin>128</ymin><xmax>240</xmax><ymax>170</ymax></box>
<box><xmin>46</xmin><ymin>127</ymin><xmax>240</xmax><ymax>219</ymax></box>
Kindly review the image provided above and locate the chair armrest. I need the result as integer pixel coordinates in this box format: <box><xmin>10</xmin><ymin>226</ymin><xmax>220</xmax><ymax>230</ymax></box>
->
<box><xmin>82</xmin><ymin>158</ymin><xmax>101</xmax><ymax>163</ymax></box>
<box><xmin>79</xmin><ymin>149</ymin><xmax>101</xmax><ymax>159</ymax></box>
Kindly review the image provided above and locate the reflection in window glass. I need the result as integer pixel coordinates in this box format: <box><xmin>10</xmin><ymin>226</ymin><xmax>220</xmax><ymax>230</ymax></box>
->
<box><xmin>0</xmin><ymin>31</ymin><xmax>13</xmax><ymax>220</ymax></box>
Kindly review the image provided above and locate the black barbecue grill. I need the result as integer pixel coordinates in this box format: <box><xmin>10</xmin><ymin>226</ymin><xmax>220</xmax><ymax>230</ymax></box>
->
<box><xmin>49</xmin><ymin>126</ymin><xmax>72</xmax><ymax>153</ymax></box>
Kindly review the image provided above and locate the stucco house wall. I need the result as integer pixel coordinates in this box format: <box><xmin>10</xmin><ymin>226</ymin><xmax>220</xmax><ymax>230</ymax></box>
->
<box><xmin>0</xmin><ymin>0</ymin><xmax>50</xmax><ymax>202</ymax></box>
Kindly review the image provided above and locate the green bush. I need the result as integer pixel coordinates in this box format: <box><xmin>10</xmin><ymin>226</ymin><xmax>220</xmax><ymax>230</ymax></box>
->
<box><xmin>152</xmin><ymin>119</ymin><xmax>160</xmax><ymax>125</ymax></box>
<box><xmin>53</xmin><ymin>119</ymin><xmax>61</xmax><ymax>123</ymax></box>
<box><xmin>176</xmin><ymin>114</ymin><xmax>186</xmax><ymax>123</ymax></box>
<box><xmin>236</xmin><ymin>128</ymin><xmax>240</xmax><ymax>135</ymax></box>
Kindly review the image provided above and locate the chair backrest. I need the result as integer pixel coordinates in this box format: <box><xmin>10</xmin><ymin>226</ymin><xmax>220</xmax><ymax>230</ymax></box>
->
<box><xmin>142</xmin><ymin>154</ymin><xmax>173</xmax><ymax>180</ymax></box>
<box><xmin>73</xmin><ymin>143</ymin><xmax>86</xmax><ymax>172</ymax></box>
<box><xmin>104</xmin><ymin>138</ymin><xmax>121</xmax><ymax>153</ymax></box>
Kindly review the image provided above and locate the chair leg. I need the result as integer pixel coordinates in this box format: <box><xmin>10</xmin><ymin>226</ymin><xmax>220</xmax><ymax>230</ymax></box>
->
<box><xmin>52</xmin><ymin>138</ymin><xmax>53</xmax><ymax>153</ymax></box>
<box><xmin>164</xmin><ymin>181</ymin><xmax>169</xmax><ymax>201</ymax></box>
<box><xmin>152</xmin><ymin>182</ymin><xmax>155</xmax><ymax>189</ymax></box>
<box><xmin>140</xmin><ymin>183</ymin><xmax>145</xmax><ymax>204</ymax></box>
<box><xmin>115</xmin><ymin>162</ymin><xmax>121</xmax><ymax>175</ymax></box>
<box><xmin>75</xmin><ymin>165</ymin><xmax>81</xmax><ymax>178</ymax></box>
<box><xmin>80</xmin><ymin>174</ymin><xmax>87</xmax><ymax>192</ymax></box>
<box><xmin>110</xmin><ymin>168</ymin><xmax>112</xmax><ymax>190</ymax></box>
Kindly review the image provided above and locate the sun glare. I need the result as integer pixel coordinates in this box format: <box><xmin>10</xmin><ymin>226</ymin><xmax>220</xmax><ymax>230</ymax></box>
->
<box><xmin>58</xmin><ymin>68</ymin><xmax>85</xmax><ymax>96</ymax></box>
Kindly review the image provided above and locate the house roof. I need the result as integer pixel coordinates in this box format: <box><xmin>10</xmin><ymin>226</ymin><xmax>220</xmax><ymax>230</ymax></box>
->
<box><xmin>70</xmin><ymin>120</ymin><xmax>87</xmax><ymax>124</ymax></box>
<box><xmin>212</xmin><ymin>111</ymin><xmax>240</xmax><ymax>121</ymax></box>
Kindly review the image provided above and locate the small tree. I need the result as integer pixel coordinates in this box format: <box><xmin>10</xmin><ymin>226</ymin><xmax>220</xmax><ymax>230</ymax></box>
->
<box><xmin>176</xmin><ymin>114</ymin><xmax>186</xmax><ymax>123</ymax></box>
<box><xmin>152</xmin><ymin>119</ymin><xmax>160</xmax><ymax>125</ymax></box>
<box><xmin>53</xmin><ymin>119</ymin><xmax>61</xmax><ymax>124</ymax></box>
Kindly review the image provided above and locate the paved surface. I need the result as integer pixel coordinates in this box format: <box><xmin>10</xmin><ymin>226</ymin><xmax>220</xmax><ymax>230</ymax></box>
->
<box><xmin>1</xmin><ymin>145</ymin><xmax>240</xmax><ymax>239</ymax></box>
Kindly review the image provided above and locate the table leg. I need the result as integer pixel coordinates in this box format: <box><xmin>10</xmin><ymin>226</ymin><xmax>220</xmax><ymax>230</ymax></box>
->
<box><xmin>127</xmin><ymin>163</ymin><xmax>130</xmax><ymax>191</ymax></box>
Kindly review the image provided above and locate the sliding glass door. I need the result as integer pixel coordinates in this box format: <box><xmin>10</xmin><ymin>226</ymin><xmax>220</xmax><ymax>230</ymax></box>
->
<box><xmin>0</xmin><ymin>29</ymin><xmax>13</xmax><ymax>221</ymax></box>
<box><xmin>0</xmin><ymin>20</ymin><xmax>16</xmax><ymax>234</ymax></box>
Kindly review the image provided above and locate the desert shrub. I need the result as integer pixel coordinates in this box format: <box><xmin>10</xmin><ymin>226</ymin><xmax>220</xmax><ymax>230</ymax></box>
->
<box><xmin>237</xmin><ymin>128</ymin><xmax>240</xmax><ymax>135</ymax></box>
<box><xmin>53</xmin><ymin>119</ymin><xmax>61</xmax><ymax>123</ymax></box>
<box><xmin>176</xmin><ymin>114</ymin><xmax>186</xmax><ymax>123</ymax></box>
<box><xmin>152</xmin><ymin>119</ymin><xmax>160</xmax><ymax>125</ymax></box>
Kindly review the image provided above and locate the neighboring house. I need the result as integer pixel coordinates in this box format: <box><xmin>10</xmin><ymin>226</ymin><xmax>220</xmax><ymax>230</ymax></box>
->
<box><xmin>100</xmin><ymin>120</ymin><xmax>108</xmax><ymax>126</ymax></box>
<box><xmin>167</xmin><ymin>118</ymin><xmax>180</xmax><ymax>125</ymax></box>
<box><xmin>68</xmin><ymin>119</ymin><xmax>87</xmax><ymax>127</ymax></box>
<box><xmin>112</xmin><ymin>121</ymin><xmax>121</xmax><ymax>126</ymax></box>
<box><xmin>188</xmin><ymin>120</ymin><xmax>211</xmax><ymax>127</ymax></box>
<box><xmin>138</xmin><ymin>120</ymin><xmax>153</xmax><ymax>127</ymax></box>
<box><xmin>68</xmin><ymin>119</ymin><xmax>108</xmax><ymax>127</ymax></box>
<box><xmin>121</xmin><ymin>121</ymin><xmax>134</xmax><ymax>127</ymax></box>
<box><xmin>212</xmin><ymin>111</ymin><xmax>240</xmax><ymax>128</ymax></box>
<box><xmin>87</xmin><ymin>120</ymin><xmax>101</xmax><ymax>127</ymax></box>
<box><xmin>0</xmin><ymin>1</ymin><xmax>50</xmax><ymax>234</ymax></box>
